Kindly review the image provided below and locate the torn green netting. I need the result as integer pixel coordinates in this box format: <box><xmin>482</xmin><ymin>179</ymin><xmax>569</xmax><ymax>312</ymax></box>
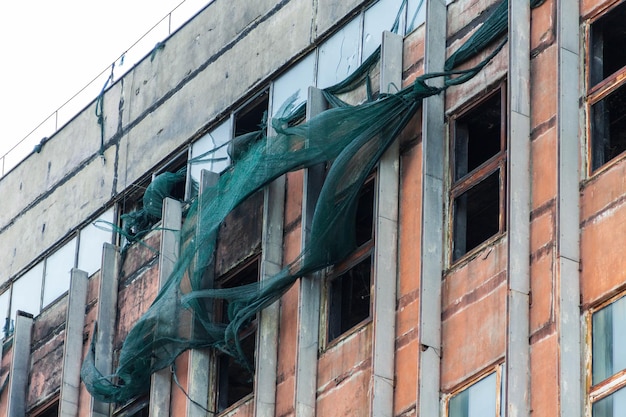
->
<box><xmin>81</xmin><ymin>0</ymin><xmax>546</xmax><ymax>404</ymax></box>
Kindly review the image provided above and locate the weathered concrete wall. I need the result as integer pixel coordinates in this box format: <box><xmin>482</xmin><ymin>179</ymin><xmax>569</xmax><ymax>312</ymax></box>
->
<box><xmin>0</xmin><ymin>0</ymin><xmax>373</xmax><ymax>288</ymax></box>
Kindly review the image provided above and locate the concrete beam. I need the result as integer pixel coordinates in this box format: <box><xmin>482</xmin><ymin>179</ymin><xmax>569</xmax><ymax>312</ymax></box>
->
<box><xmin>91</xmin><ymin>243</ymin><xmax>120</xmax><ymax>417</ymax></box>
<box><xmin>557</xmin><ymin>0</ymin><xmax>581</xmax><ymax>415</ymax></box>
<box><xmin>418</xmin><ymin>0</ymin><xmax>447</xmax><ymax>416</ymax></box>
<box><xmin>7</xmin><ymin>311</ymin><xmax>34</xmax><ymax>417</ymax></box>
<box><xmin>59</xmin><ymin>269</ymin><xmax>89</xmax><ymax>417</ymax></box>
<box><xmin>186</xmin><ymin>170</ymin><xmax>219</xmax><ymax>417</ymax></box>
<box><xmin>255</xmin><ymin>131</ymin><xmax>286</xmax><ymax>417</ymax></box>
<box><xmin>294</xmin><ymin>87</ymin><xmax>328</xmax><ymax>417</ymax></box>
<box><xmin>507</xmin><ymin>0</ymin><xmax>531</xmax><ymax>416</ymax></box>
<box><xmin>370</xmin><ymin>30</ymin><xmax>402</xmax><ymax>417</ymax></box>
<box><xmin>150</xmin><ymin>198</ymin><xmax>182</xmax><ymax>417</ymax></box>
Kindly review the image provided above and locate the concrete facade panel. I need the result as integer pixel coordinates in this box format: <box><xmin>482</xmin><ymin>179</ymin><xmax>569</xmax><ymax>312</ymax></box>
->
<box><xmin>530</xmin><ymin>44</ymin><xmax>557</xmax><ymax>129</ymax></box>
<box><xmin>531</xmin><ymin>129</ymin><xmax>557</xmax><ymax>210</ymax></box>
<box><xmin>0</xmin><ymin>144</ymin><xmax>116</xmax><ymax>284</ymax></box>
<box><xmin>441</xmin><ymin>283</ymin><xmax>506</xmax><ymax>389</ymax></box>
<box><xmin>581</xmin><ymin>159</ymin><xmax>626</xmax><ymax>223</ymax></box>
<box><xmin>394</xmin><ymin>335</ymin><xmax>418</xmax><ymax>415</ymax></box>
<box><xmin>530</xmin><ymin>332</ymin><xmax>559</xmax><ymax>417</ymax></box>
<box><xmin>581</xmin><ymin>202</ymin><xmax>626</xmax><ymax>305</ymax></box>
<box><xmin>530</xmin><ymin>250</ymin><xmax>555</xmax><ymax>333</ymax></box>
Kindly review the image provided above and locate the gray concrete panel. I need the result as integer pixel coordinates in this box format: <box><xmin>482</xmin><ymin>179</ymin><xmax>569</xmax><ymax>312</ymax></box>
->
<box><xmin>150</xmin><ymin>198</ymin><xmax>182</xmax><ymax>417</ymax></box>
<box><xmin>91</xmin><ymin>243</ymin><xmax>120</xmax><ymax>417</ymax></box>
<box><xmin>187</xmin><ymin>170</ymin><xmax>219</xmax><ymax>417</ymax></box>
<box><xmin>59</xmin><ymin>269</ymin><xmax>89</xmax><ymax>417</ymax></box>
<box><xmin>419</xmin><ymin>1</ymin><xmax>447</xmax><ymax>416</ymax></box>
<box><xmin>371</xmin><ymin>31</ymin><xmax>402</xmax><ymax>417</ymax></box>
<box><xmin>7</xmin><ymin>311</ymin><xmax>34</xmax><ymax>417</ymax></box>
<box><xmin>294</xmin><ymin>87</ymin><xmax>328</xmax><ymax>417</ymax></box>
<box><xmin>507</xmin><ymin>1</ymin><xmax>531</xmax><ymax>416</ymax></box>
<box><xmin>557</xmin><ymin>0</ymin><xmax>581</xmax><ymax>415</ymax></box>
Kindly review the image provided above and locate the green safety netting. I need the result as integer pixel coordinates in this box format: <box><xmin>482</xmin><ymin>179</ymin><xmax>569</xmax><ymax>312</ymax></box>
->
<box><xmin>81</xmin><ymin>0</ymin><xmax>545</xmax><ymax>404</ymax></box>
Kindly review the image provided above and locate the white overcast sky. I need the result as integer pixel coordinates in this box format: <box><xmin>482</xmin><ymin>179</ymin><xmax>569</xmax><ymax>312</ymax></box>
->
<box><xmin>0</xmin><ymin>0</ymin><xmax>208</xmax><ymax>163</ymax></box>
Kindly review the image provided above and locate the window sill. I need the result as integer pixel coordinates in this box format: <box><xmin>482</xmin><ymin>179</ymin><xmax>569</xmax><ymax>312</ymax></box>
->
<box><xmin>321</xmin><ymin>317</ymin><xmax>372</xmax><ymax>353</ymax></box>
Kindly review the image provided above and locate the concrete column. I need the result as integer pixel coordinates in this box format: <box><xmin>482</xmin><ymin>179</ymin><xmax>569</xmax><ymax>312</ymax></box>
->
<box><xmin>7</xmin><ymin>311</ymin><xmax>34</xmax><ymax>417</ymax></box>
<box><xmin>59</xmin><ymin>269</ymin><xmax>89</xmax><ymax>417</ymax></box>
<box><xmin>506</xmin><ymin>0</ymin><xmax>531</xmax><ymax>416</ymax></box>
<box><xmin>254</xmin><ymin>133</ymin><xmax>286</xmax><ymax>417</ymax></box>
<box><xmin>149</xmin><ymin>198</ymin><xmax>182</xmax><ymax>417</ymax></box>
<box><xmin>91</xmin><ymin>243</ymin><xmax>120</xmax><ymax>417</ymax></box>
<box><xmin>418</xmin><ymin>1</ymin><xmax>446</xmax><ymax>416</ymax></box>
<box><xmin>556</xmin><ymin>0</ymin><xmax>581</xmax><ymax>415</ymax></box>
<box><xmin>294</xmin><ymin>87</ymin><xmax>327</xmax><ymax>417</ymax></box>
<box><xmin>186</xmin><ymin>170</ymin><xmax>219</xmax><ymax>417</ymax></box>
<box><xmin>370</xmin><ymin>30</ymin><xmax>402</xmax><ymax>417</ymax></box>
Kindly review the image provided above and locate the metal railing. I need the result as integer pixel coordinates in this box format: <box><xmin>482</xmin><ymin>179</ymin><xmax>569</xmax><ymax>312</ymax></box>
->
<box><xmin>0</xmin><ymin>0</ymin><xmax>211</xmax><ymax>178</ymax></box>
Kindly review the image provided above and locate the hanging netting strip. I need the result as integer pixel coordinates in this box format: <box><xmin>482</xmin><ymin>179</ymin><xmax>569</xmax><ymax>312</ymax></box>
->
<box><xmin>81</xmin><ymin>0</ymin><xmax>545</xmax><ymax>403</ymax></box>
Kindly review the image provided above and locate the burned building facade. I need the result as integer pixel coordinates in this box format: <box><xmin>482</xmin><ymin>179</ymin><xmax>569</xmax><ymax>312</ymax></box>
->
<box><xmin>0</xmin><ymin>0</ymin><xmax>624</xmax><ymax>416</ymax></box>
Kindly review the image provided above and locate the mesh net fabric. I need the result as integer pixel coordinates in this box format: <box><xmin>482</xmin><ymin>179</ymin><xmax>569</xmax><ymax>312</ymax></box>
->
<box><xmin>81</xmin><ymin>0</ymin><xmax>545</xmax><ymax>403</ymax></box>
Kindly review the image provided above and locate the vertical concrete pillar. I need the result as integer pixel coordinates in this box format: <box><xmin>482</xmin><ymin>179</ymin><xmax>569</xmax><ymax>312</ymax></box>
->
<box><xmin>7</xmin><ymin>311</ymin><xmax>34</xmax><ymax>417</ymax></box>
<box><xmin>556</xmin><ymin>0</ymin><xmax>581</xmax><ymax>415</ymax></box>
<box><xmin>418</xmin><ymin>1</ymin><xmax>446</xmax><ymax>416</ymax></box>
<box><xmin>294</xmin><ymin>87</ymin><xmax>327</xmax><ymax>417</ymax></box>
<box><xmin>370</xmin><ymin>30</ymin><xmax>402</xmax><ymax>417</ymax></box>
<box><xmin>507</xmin><ymin>0</ymin><xmax>531</xmax><ymax>416</ymax></box>
<box><xmin>91</xmin><ymin>243</ymin><xmax>120</xmax><ymax>417</ymax></box>
<box><xmin>59</xmin><ymin>269</ymin><xmax>89</xmax><ymax>417</ymax></box>
<box><xmin>149</xmin><ymin>197</ymin><xmax>181</xmax><ymax>417</ymax></box>
<box><xmin>186</xmin><ymin>170</ymin><xmax>219</xmax><ymax>417</ymax></box>
<box><xmin>255</xmin><ymin>131</ymin><xmax>286</xmax><ymax>417</ymax></box>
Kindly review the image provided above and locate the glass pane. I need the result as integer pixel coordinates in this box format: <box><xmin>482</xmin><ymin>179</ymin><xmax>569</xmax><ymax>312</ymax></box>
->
<box><xmin>271</xmin><ymin>53</ymin><xmax>315</xmax><ymax>118</ymax></box>
<box><xmin>11</xmin><ymin>262</ymin><xmax>44</xmax><ymax>322</ymax></box>
<box><xmin>0</xmin><ymin>290</ymin><xmax>9</xmax><ymax>339</ymax></box>
<box><xmin>78</xmin><ymin>208</ymin><xmax>114</xmax><ymax>276</ymax></box>
<box><xmin>593</xmin><ymin>385</ymin><xmax>626</xmax><ymax>417</ymax></box>
<box><xmin>449</xmin><ymin>373</ymin><xmax>497</xmax><ymax>417</ymax></box>
<box><xmin>42</xmin><ymin>237</ymin><xmax>77</xmax><ymax>307</ymax></box>
<box><xmin>190</xmin><ymin>118</ymin><xmax>232</xmax><ymax>183</ymax></box>
<box><xmin>363</xmin><ymin>0</ymin><xmax>404</xmax><ymax>61</ymax></box>
<box><xmin>317</xmin><ymin>17</ymin><xmax>361</xmax><ymax>89</ymax></box>
<box><xmin>593</xmin><ymin>295</ymin><xmax>626</xmax><ymax>384</ymax></box>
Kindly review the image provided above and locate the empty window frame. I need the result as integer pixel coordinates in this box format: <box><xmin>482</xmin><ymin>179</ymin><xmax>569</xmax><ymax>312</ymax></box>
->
<box><xmin>589</xmin><ymin>294</ymin><xmax>626</xmax><ymax>416</ymax></box>
<box><xmin>325</xmin><ymin>175</ymin><xmax>375</xmax><ymax>344</ymax></box>
<box><xmin>447</xmin><ymin>367</ymin><xmax>504</xmax><ymax>417</ymax></box>
<box><xmin>28</xmin><ymin>399</ymin><xmax>59</xmax><ymax>417</ymax></box>
<box><xmin>113</xmin><ymin>396</ymin><xmax>149</xmax><ymax>417</ymax></box>
<box><xmin>214</xmin><ymin>258</ymin><xmax>259</xmax><ymax>412</ymax></box>
<box><xmin>588</xmin><ymin>1</ymin><xmax>626</xmax><ymax>173</ymax></box>
<box><xmin>228</xmin><ymin>91</ymin><xmax>270</xmax><ymax>163</ymax></box>
<box><xmin>450</xmin><ymin>87</ymin><xmax>507</xmax><ymax>262</ymax></box>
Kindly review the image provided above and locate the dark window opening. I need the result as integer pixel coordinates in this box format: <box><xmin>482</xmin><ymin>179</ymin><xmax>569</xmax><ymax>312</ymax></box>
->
<box><xmin>588</xmin><ymin>2</ymin><xmax>626</xmax><ymax>173</ymax></box>
<box><xmin>113</xmin><ymin>396</ymin><xmax>149</xmax><ymax>417</ymax></box>
<box><xmin>355</xmin><ymin>177</ymin><xmax>375</xmax><ymax>246</ymax></box>
<box><xmin>454</xmin><ymin>93</ymin><xmax>502</xmax><ymax>181</ymax></box>
<box><xmin>215</xmin><ymin>259</ymin><xmax>259</xmax><ymax>412</ymax></box>
<box><xmin>29</xmin><ymin>401</ymin><xmax>59</xmax><ymax>417</ymax></box>
<box><xmin>591</xmin><ymin>75</ymin><xmax>626</xmax><ymax>171</ymax></box>
<box><xmin>229</xmin><ymin>92</ymin><xmax>270</xmax><ymax>163</ymax></box>
<box><xmin>453</xmin><ymin>170</ymin><xmax>501</xmax><ymax>261</ymax></box>
<box><xmin>328</xmin><ymin>255</ymin><xmax>372</xmax><ymax>343</ymax></box>
<box><xmin>590</xmin><ymin>1</ymin><xmax>626</xmax><ymax>87</ymax></box>
<box><xmin>451</xmin><ymin>87</ymin><xmax>506</xmax><ymax>262</ymax></box>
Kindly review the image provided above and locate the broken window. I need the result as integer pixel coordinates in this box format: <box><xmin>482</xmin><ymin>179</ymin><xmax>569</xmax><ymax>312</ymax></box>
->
<box><xmin>113</xmin><ymin>396</ymin><xmax>149</xmax><ymax>417</ymax></box>
<box><xmin>588</xmin><ymin>1</ymin><xmax>626</xmax><ymax>172</ymax></box>
<box><xmin>590</xmin><ymin>294</ymin><xmax>626</xmax><ymax>416</ymax></box>
<box><xmin>29</xmin><ymin>399</ymin><xmax>59</xmax><ymax>417</ymax></box>
<box><xmin>326</xmin><ymin>176</ymin><xmax>375</xmax><ymax>344</ymax></box>
<box><xmin>215</xmin><ymin>258</ymin><xmax>259</xmax><ymax>412</ymax></box>
<box><xmin>450</xmin><ymin>87</ymin><xmax>506</xmax><ymax>262</ymax></box>
<box><xmin>229</xmin><ymin>91</ymin><xmax>269</xmax><ymax>163</ymax></box>
<box><xmin>447</xmin><ymin>369</ymin><xmax>503</xmax><ymax>417</ymax></box>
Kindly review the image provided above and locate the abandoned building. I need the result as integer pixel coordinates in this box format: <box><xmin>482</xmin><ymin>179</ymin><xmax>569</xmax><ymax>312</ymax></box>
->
<box><xmin>1</xmin><ymin>0</ymin><xmax>626</xmax><ymax>415</ymax></box>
